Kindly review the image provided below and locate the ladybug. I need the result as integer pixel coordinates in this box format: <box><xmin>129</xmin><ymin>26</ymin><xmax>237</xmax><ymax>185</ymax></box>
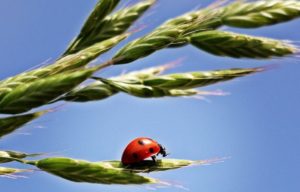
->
<box><xmin>121</xmin><ymin>137</ymin><xmax>167</xmax><ymax>165</ymax></box>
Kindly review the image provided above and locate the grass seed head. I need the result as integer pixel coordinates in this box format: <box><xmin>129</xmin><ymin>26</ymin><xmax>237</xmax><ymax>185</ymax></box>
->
<box><xmin>0</xmin><ymin>111</ymin><xmax>48</xmax><ymax>138</ymax></box>
<box><xmin>63</xmin><ymin>0</ymin><xmax>121</xmax><ymax>55</ymax></box>
<box><xmin>34</xmin><ymin>157</ymin><xmax>156</xmax><ymax>184</ymax></box>
<box><xmin>189</xmin><ymin>30</ymin><xmax>297</xmax><ymax>59</ymax></box>
<box><xmin>0</xmin><ymin>68</ymin><xmax>96</xmax><ymax>114</ymax></box>
<box><xmin>62</xmin><ymin>64</ymin><xmax>173</xmax><ymax>102</ymax></box>
<box><xmin>222</xmin><ymin>0</ymin><xmax>300</xmax><ymax>28</ymax></box>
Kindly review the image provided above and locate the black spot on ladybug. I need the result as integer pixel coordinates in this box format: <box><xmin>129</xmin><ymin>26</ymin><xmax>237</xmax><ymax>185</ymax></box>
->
<box><xmin>138</xmin><ymin>140</ymin><xmax>145</xmax><ymax>145</ymax></box>
<box><xmin>132</xmin><ymin>153</ymin><xmax>139</xmax><ymax>159</ymax></box>
<box><xmin>149</xmin><ymin>148</ymin><xmax>154</xmax><ymax>153</ymax></box>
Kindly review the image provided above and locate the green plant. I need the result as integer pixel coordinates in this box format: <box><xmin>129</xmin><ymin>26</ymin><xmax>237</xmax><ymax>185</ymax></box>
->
<box><xmin>0</xmin><ymin>0</ymin><xmax>299</xmax><ymax>185</ymax></box>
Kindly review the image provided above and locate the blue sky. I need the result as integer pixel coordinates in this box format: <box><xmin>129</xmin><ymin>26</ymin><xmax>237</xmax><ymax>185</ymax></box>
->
<box><xmin>1</xmin><ymin>0</ymin><xmax>300</xmax><ymax>191</ymax></box>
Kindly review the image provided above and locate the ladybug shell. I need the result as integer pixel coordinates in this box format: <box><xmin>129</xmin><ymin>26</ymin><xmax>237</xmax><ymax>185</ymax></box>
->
<box><xmin>121</xmin><ymin>137</ymin><xmax>161</xmax><ymax>165</ymax></box>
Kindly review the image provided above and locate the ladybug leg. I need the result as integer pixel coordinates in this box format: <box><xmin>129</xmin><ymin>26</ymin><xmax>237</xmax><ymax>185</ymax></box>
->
<box><xmin>158</xmin><ymin>144</ymin><xmax>167</xmax><ymax>157</ymax></box>
<box><xmin>151</xmin><ymin>155</ymin><xmax>156</xmax><ymax>163</ymax></box>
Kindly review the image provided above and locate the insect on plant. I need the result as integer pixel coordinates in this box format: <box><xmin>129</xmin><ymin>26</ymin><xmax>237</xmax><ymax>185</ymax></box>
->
<box><xmin>0</xmin><ymin>0</ymin><xmax>300</xmax><ymax>188</ymax></box>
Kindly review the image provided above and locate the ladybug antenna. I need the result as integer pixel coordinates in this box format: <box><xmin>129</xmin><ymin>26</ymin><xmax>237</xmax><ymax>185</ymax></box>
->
<box><xmin>158</xmin><ymin>144</ymin><xmax>168</xmax><ymax>157</ymax></box>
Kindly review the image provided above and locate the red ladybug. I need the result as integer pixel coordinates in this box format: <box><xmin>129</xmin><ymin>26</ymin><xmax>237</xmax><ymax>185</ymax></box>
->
<box><xmin>121</xmin><ymin>137</ymin><xmax>167</xmax><ymax>165</ymax></box>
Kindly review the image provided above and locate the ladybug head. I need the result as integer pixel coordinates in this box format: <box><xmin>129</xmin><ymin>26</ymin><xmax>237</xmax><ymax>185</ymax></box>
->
<box><xmin>158</xmin><ymin>144</ymin><xmax>168</xmax><ymax>157</ymax></box>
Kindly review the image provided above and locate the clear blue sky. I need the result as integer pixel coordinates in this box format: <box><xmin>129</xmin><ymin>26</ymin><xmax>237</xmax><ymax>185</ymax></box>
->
<box><xmin>1</xmin><ymin>0</ymin><xmax>300</xmax><ymax>191</ymax></box>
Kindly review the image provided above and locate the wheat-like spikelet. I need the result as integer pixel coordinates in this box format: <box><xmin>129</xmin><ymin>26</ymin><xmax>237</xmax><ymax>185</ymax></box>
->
<box><xmin>95</xmin><ymin>78</ymin><xmax>200</xmax><ymax>98</ymax></box>
<box><xmin>61</xmin><ymin>64</ymin><xmax>172</xmax><ymax>102</ymax></box>
<box><xmin>113</xmin><ymin>1</ymin><xmax>300</xmax><ymax>64</ymax></box>
<box><xmin>63</xmin><ymin>0</ymin><xmax>120</xmax><ymax>55</ymax></box>
<box><xmin>0</xmin><ymin>67</ymin><xmax>98</xmax><ymax>114</ymax></box>
<box><xmin>0</xmin><ymin>34</ymin><xmax>128</xmax><ymax>102</ymax></box>
<box><xmin>106</xmin><ymin>157</ymin><xmax>226</xmax><ymax>173</ymax></box>
<box><xmin>112</xmin><ymin>4</ymin><xmax>222</xmax><ymax>64</ymax></box>
<box><xmin>167</xmin><ymin>1</ymin><xmax>300</xmax><ymax>30</ymax></box>
<box><xmin>222</xmin><ymin>0</ymin><xmax>300</xmax><ymax>28</ymax></box>
<box><xmin>92</xmin><ymin>67</ymin><xmax>260</xmax><ymax>98</ymax></box>
<box><xmin>0</xmin><ymin>167</ymin><xmax>31</xmax><ymax>177</ymax></box>
<box><xmin>99</xmin><ymin>67</ymin><xmax>263</xmax><ymax>92</ymax></box>
<box><xmin>65</xmin><ymin>65</ymin><xmax>233</xmax><ymax>102</ymax></box>
<box><xmin>113</xmin><ymin>28</ymin><xmax>183</xmax><ymax>64</ymax></box>
<box><xmin>0</xmin><ymin>111</ymin><xmax>48</xmax><ymax>138</ymax></box>
<box><xmin>62</xmin><ymin>82</ymin><xmax>116</xmax><ymax>102</ymax></box>
<box><xmin>65</xmin><ymin>0</ymin><xmax>155</xmax><ymax>55</ymax></box>
<box><xmin>0</xmin><ymin>150</ymin><xmax>42</xmax><ymax>163</ymax></box>
<box><xmin>15</xmin><ymin>156</ymin><xmax>211</xmax><ymax>184</ymax></box>
<box><xmin>1</xmin><ymin>155</ymin><xmax>224</xmax><ymax>182</ymax></box>
<box><xmin>188</xmin><ymin>30</ymin><xmax>298</xmax><ymax>58</ymax></box>
<box><xmin>25</xmin><ymin>157</ymin><xmax>156</xmax><ymax>184</ymax></box>
<box><xmin>169</xmin><ymin>0</ymin><xmax>300</xmax><ymax>46</ymax></box>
